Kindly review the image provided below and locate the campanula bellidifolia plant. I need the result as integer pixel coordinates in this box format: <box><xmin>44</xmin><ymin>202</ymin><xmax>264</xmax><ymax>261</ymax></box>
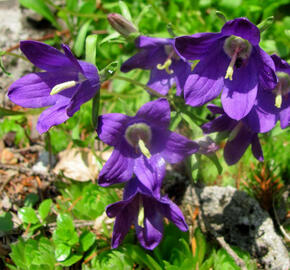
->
<box><xmin>5</xmin><ymin>5</ymin><xmax>289</xmax><ymax>264</ymax></box>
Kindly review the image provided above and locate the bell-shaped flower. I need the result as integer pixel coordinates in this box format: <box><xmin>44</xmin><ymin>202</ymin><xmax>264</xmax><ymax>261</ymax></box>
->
<box><xmin>106</xmin><ymin>176</ymin><xmax>188</xmax><ymax>250</ymax></box>
<box><xmin>8</xmin><ymin>41</ymin><xmax>100</xmax><ymax>134</ymax></box>
<box><xmin>175</xmin><ymin>17</ymin><xmax>277</xmax><ymax>120</ymax></box>
<box><xmin>243</xmin><ymin>54</ymin><xmax>290</xmax><ymax>132</ymax></box>
<box><xmin>97</xmin><ymin>98</ymin><xmax>199</xmax><ymax>186</ymax></box>
<box><xmin>121</xmin><ymin>36</ymin><xmax>191</xmax><ymax>96</ymax></box>
<box><xmin>202</xmin><ymin>105</ymin><xmax>264</xmax><ymax>165</ymax></box>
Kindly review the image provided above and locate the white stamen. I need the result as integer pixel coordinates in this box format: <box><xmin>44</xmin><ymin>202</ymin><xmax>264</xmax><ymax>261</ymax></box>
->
<box><xmin>50</xmin><ymin>80</ymin><xmax>77</xmax><ymax>95</ymax></box>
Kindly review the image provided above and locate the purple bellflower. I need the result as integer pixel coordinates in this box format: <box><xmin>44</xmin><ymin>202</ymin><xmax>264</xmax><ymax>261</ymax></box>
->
<box><xmin>106</xmin><ymin>176</ymin><xmax>188</xmax><ymax>250</ymax></box>
<box><xmin>97</xmin><ymin>98</ymin><xmax>199</xmax><ymax>186</ymax></box>
<box><xmin>244</xmin><ymin>54</ymin><xmax>290</xmax><ymax>132</ymax></box>
<box><xmin>121</xmin><ymin>36</ymin><xmax>191</xmax><ymax>96</ymax></box>
<box><xmin>202</xmin><ymin>105</ymin><xmax>264</xmax><ymax>165</ymax></box>
<box><xmin>175</xmin><ymin>17</ymin><xmax>277</xmax><ymax>120</ymax></box>
<box><xmin>8</xmin><ymin>41</ymin><xmax>100</xmax><ymax>134</ymax></box>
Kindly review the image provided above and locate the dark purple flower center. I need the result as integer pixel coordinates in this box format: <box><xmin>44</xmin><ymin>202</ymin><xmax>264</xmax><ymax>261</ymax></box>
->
<box><xmin>223</xmin><ymin>35</ymin><xmax>252</xmax><ymax>80</ymax></box>
<box><xmin>125</xmin><ymin>123</ymin><xmax>152</xmax><ymax>157</ymax></box>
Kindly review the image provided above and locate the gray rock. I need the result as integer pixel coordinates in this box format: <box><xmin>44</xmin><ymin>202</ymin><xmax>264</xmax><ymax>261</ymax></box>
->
<box><xmin>183</xmin><ymin>186</ymin><xmax>289</xmax><ymax>270</ymax></box>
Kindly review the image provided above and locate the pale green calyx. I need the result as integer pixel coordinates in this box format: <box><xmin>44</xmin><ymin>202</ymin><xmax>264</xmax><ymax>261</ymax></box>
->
<box><xmin>50</xmin><ymin>81</ymin><xmax>76</xmax><ymax>95</ymax></box>
<box><xmin>157</xmin><ymin>59</ymin><xmax>174</xmax><ymax>75</ymax></box>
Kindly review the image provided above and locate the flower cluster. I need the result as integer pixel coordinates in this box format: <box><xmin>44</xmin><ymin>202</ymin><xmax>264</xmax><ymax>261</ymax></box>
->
<box><xmin>6</xmin><ymin>14</ymin><xmax>289</xmax><ymax>251</ymax></box>
<box><xmin>123</xmin><ymin>17</ymin><xmax>289</xmax><ymax>165</ymax></box>
<box><xmin>97</xmin><ymin>98</ymin><xmax>198</xmax><ymax>248</ymax></box>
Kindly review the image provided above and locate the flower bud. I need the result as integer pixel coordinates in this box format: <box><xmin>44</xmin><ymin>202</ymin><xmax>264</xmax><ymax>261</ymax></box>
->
<box><xmin>107</xmin><ymin>13</ymin><xmax>138</xmax><ymax>38</ymax></box>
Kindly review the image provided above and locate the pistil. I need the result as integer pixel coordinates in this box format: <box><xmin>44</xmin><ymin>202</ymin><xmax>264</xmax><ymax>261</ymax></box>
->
<box><xmin>225</xmin><ymin>47</ymin><xmax>239</xmax><ymax>81</ymax></box>
<box><xmin>157</xmin><ymin>59</ymin><xmax>174</xmax><ymax>74</ymax></box>
<box><xmin>137</xmin><ymin>198</ymin><xmax>145</xmax><ymax>228</ymax></box>
<box><xmin>50</xmin><ymin>80</ymin><xmax>77</xmax><ymax>95</ymax></box>
<box><xmin>138</xmin><ymin>139</ymin><xmax>151</xmax><ymax>158</ymax></box>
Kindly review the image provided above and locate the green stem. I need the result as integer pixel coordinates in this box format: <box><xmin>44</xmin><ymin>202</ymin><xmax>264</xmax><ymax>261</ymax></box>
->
<box><xmin>2</xmin><ymin>52</ymin><xmax>28</xmax><ymax>61</ymax></box>
<box><xmin>114</xmin><ymin>75</ymin><xmax>165</xmax><ymax>98</ymax></box>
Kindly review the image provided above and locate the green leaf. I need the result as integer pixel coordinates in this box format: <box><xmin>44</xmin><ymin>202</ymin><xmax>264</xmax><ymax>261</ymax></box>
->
<box><xmin>194</xmin><ymin>228</ymin><xmax>207</xmax><ymax>265</ymax></box>
<box><xmin>61</xmin><ymin>254</ymin><xmax>83</xmax><ymax>266</ymax></box>
<box><xmin>219</xmin><ymin>0</ymin><xmax>242</xmax><ymax>9</ymax></box>
<box><xmin>74</xmin><ymin>20</ymin><xmax>92</xmax><ymax>57</ymax></box>
<box><xmin>53</xmin><ymin>214</ymin><xmax>79</xmax><ymax>246</ymax></box>
<box><xmin>55</xmin><ymin>243</ymin><xmax>71</xmax><ymax>262</ymax></box>
<box><xmin>32</xmin><ymin>238</ymin><xmax>56</xmax><ymax>268</ymax></box>
<box><xmin>38</xmin><ymin>199</ymin><xmax>52</xmax><ymax>222</ymax></box>
<box><xmin>9</xmin><ymin>238</ymin><xmax>38</xmax><ymax>269</ymax></box>
<box><xmin>206</xmin><ymin>153</ymin><xmax>223</xmax><ymax>175</ymax></box>
<box><xmin>24</xmin><ymin>193</ymin><xmax>39</xmax><ymax>207</ymax></box>
<box><xmin>79</xmin><ymin>231</ymin><xmax>96</xmax><ymax>252</ymax></box>
<box><xmin>18</xmin><ymin>0</ymin><xmax>59</xmax><ymax>29</ymax></box>
<box><xmin>119</xmin><ymin>0</ymin><xmax>132</xmax><ymax>22</ymax></box>
<box><xmin>18</xmin><ymin>207</ymin><xmax>39</xmax><ymax>224</ymax></box>
<box><xmin>257</xmin><ymin>16</ymin><xmax>274</xmax><ymax>32</ymax></box>
<box><xmin>66</xmin><ymin>0</ymin><xmax>78</xmax><ymax>11</ymax></box>
<box><xmin>0</xmin><ymin>212</ymin><xmax>13</xmax><ymax>232</ymax></box>
<box><xmin>85</xmin><ymin>35</ymin><xmax>98</xmax><ymax>65</ymax></box>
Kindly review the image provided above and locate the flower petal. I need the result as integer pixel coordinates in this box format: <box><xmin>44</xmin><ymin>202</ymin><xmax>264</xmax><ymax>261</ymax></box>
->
<box><xmin>134</xmin><ymin>154</ymin><xmax>166</xmax><ymax>197</ymax></box>
<box><xmin>221</xmin><ymin>17</ymin><xmax>260</xmax><ymax>45</ymax></box>
<box><xmin>175</xmin><ymin>33</ymin><xmax>223</xmax><ymax>60</ymax></box>
<box><xmin>251</xmin><ymin>134</ymin><xmax>264</xmax><ymax>162</ymax></box>
<box><xmin>184</xmin><ymin>41</ymin><xmax>228</xmax><ymax>107</ymax></box>
<box><xmin>160</xmin><ymin>131</ymin><xmax>199</xmax><ymax>163</ymax></box>
<box><xmin>271</xmin><ymin>54</ymin><xmax>290</xmax><ymax>73</ymax></box>
<box><xmin>206</xmin><ymin>104</ymin><xmax>225</xmax><ymax>115</ymax></box>
<box><xmin>135</xmin><ymin>98</ymin><xmax>171</xmax><ymax>129</ymax></box>
<box><xmin>254</xmin><ymin>48</ymin><xmax>277</xmax><ymax>90</ymax></box>
<box><xmin>222</xmin><ymin>56</ymin><xmax>258</xmax><ymax>120</ymax></box>
<box><xmin>137</xmin><ymin>36</ymin><xmax>173</xmax><ymax>48</ymax></box>
<box><xmin>97</xmin><ymin>113</ymin><xmax>130</xmax><ymax>146</ymax></box>
<box><xmin>147</xmin><ymin>67</ymin><xmax>174</xmax><ymax>96</ymax></box>
<box><xmin>61</xmin><ymin>44</ymin><xmax>84</xmax><ymax>73</ymax></box>
<box><xmin>158</xmin><ymin>197</ymin><xmax>188</xmax><ymax>231</ymax></box>
<box><xmin>224</xmin><ymin>124</ymin><xmax>253</xmax><ymax>165</ymax></box>
<box><xmin>202</xmin><ymin>115</ymin><xmax>236</xmax><ymax>134</ymax></box>
<box><xmin>109</xmin><ymin>196</ymin><xmax>139</xmax><ymax>249</ymax></box>
<box><xmin>20</xmin><ymin>41</ymin><xmax>75</xmax><ymax>72</ymax></box>
<box><xmin>8</xmin><ymin>71</ymin><xmax>78</xmax><ymax>108</ymax></box>
<box><xmin>98</xmin><ymin>147</ymin><xmax>134</xmax><ymax>187</ymax></box>
<box><xmin>136</xmin><ymin>198</ymin><xmax>163</xmax><ymax>250</ymax></box>
<box><xmin>280</xmin><ymin>98</ymin><xmax>290</xmax><ymax>129</ymax></box>
<box><xmin>172</xmin><ymin>60</ymin><xmax>192</xmax><ymax>96</ymax></box>
<box><xmin>36</xmin><ymin>102</ymin><xmax>70</xmax><ymax>134</ymax></box>
<box><xmin>244</xmin><ymin>90</ymin><xmax>278</xmax><ymax>133</ymax></box>
<box><xmin>121</xmin><ymin>47</ymin><xmax>166</xmax><ymax>72</ymax></box>
<box><xmin>66</xmin><ymin>80</ymin><xmax>100</xmax><ymax>117</ymax></box>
